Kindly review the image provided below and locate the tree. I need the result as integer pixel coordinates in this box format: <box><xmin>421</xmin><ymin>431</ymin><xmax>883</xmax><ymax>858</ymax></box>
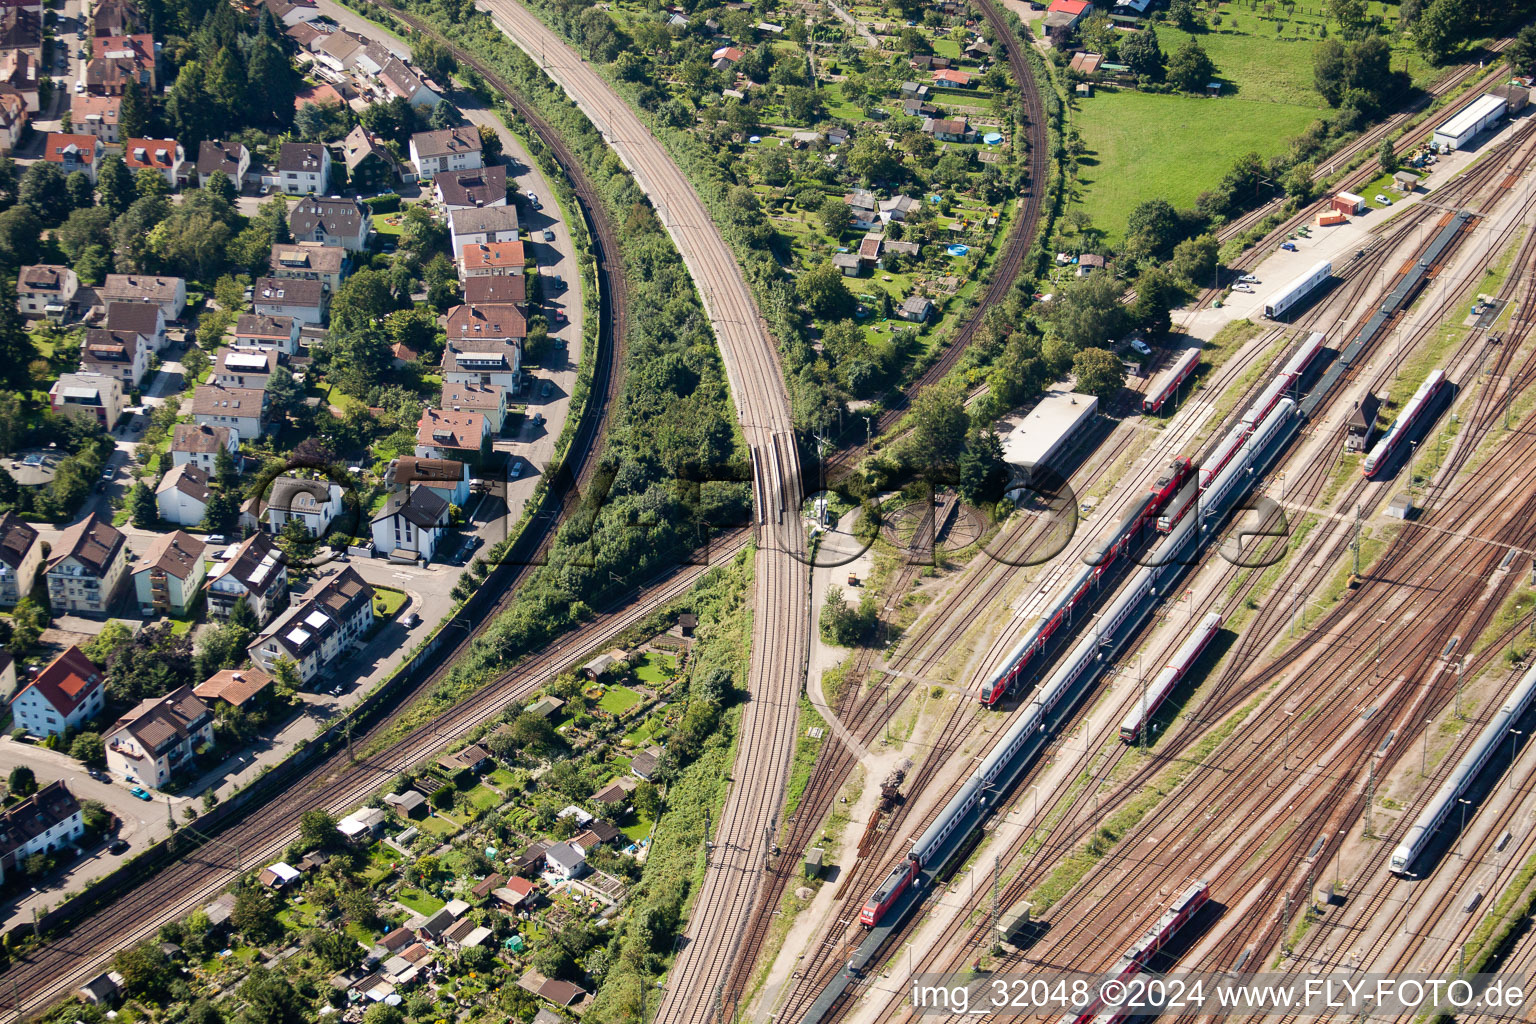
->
<box><xmin>1413</xmin><ymin>0</ymin><xmax>1459</xmax><ymax>63</ymax></box>
<box><xmin>247</xmin><ymin>39</ymin><xmax>300</xmax><ymax>129</ymax></box>
<box><xmin>299</xmin><ymin>809</ymin><xmax>341</xmax><ymax>850</ymax></box>
<box><xmin>7</xmin><ymin>765</ymin><xmax>36</xmax><ymax>797</ymax></box>
<box><xmin>1121</xmin><ymin>25</ymin><xmax>1165</xmax><ymax>81</ymax></box>
<box><xmin>1170</xmin><ymin>233</ymin><xmax>1218</xmax><ymax>289</ymax></box>
<box><xmin>118</xmin><ymin>83</ymin><xmax>150</xmax><ymax>140</ymax></box>
<box><xmin>236</xmin><ymin>966</ymin><xmax>301</xmax><ymax>1024</ymax></box>
<box><xmin>232</xmin><ymin>887</ymin><xmax>281</xmax><ymax>943</ymax></box>
<box><xmin>0</xmin><ymin>208</ymin><xmax>41</xmax><ymax>271</ymax></box>
<box><xmin>1043</xmin><ymin>273</ymin><xmax>1129</xmax><ymax>359</ymax></box>
<box><xmin>845</xmin><ymin>135</ymin><xmax>900</xmax><ymax>184</ymax></box>
<box><xmin>1509</xmin><ymin>25</ymin><xmax>1536</xmax><ymax>78</ymax></box>
<box><xmin>1071</xmin><ymin>347</ymin><xmax>1126</xmax><ymax>400</ymax></box>
<box><xmin>65</xmin><ymin>171</ymin><xmax>95</xmax><ymax>211</ymax></box>
<box><xmin>428</xmin><ymin>98</ymin><xmax>458</xmax><ymax>130</ymax></box>
<box><xmin>1330</xmin><ymin>0</ymin><xmax>1371</xmax><ymax>37</ymax></box>
<box><xmin>817</xmin><ymin>195</ymin><xmax>851</xmax><ymax>236</ymax></box>
<box><xmin>204</xmin><ymin>169</ymin><xmax>236</xmax><ymax>204</ymax></box>
<box><xmin>330</xmin><ymin>269</ymin><xmax>396</xmax><ymax>337</ymax></box>
<box><xmin>127</xmin><ymin>480</ymin><xmax>158</xmax><ymax>528</ymax></box>
<box><xmin>362</xmin><ymin>1006</ymin><xmax>406</xmax><ymax>1024</ymax></box>
<box><xmin>84</xmin><ymin>620</ymin><xmax>134</xmax><ymax>664</ymax></box>
<box><xmin>135</xmin><ymin>167</ymin><xmax>171</xmax><ymax>199</ymax></box>
<box><xmin>230</xmin><ymin>596</ymin><xmax>259</xmax><ymax>632</ymax></box>
<box><xmin>57</xmin><ymin>206</ymin><xmax>112</xmax><ymax>260</ymax></box>
<box><xmin>796</xmin><ymin>261</ymin><xmax>855</xmax><ymax>320</ymax></box>
<box><xmin>307</xmin><ymin>928</ymin><xmax>361</xmax><ymax>971</ymax></box>
<box><xmin>633</xmin><ymin>780</ymin><xmax>660</xmax><ymax>821</ymax></box>
<box><xmin>1124</xmin><ymin>197</ymin><xmax>1181</xmax><ymax>260</ymax></box>
<box><xmin>908</xmin><ymin>382</ymin><xmax>970</xmax><ymax>466</ymax></box>
<box><xmin>18</xmin><ymin>162</ymin><xmax>70</xmax><ymax>225</ymax></box>
<box><xmin>193</xmin><ymin>618</ymin><xmax>251</xmax><ymax>677</ymax></box>
<box><xmin>97</xmin><ymin>156</ymin><xmax>134</xmax><ymax>217</ymax></box>
<box><xmin>9</xmin><ymin>596</ymin><xmax>47</xmax><ymax>654</ymax></box>
<box><xmin>102</xmin><ymin>623</ymin><xmax>196</xmax><ymax>702</ymax></box>
<box><xmin>1170</xmin><ymin>0</ymin><xmax>1202</xmax><ymax>30</ymax></box>
<box><xmin>114</xmin><ymin>941</ymin><xmax>174</xmax><ymax>1000</ymax></box>
<box><xmin>414</xmin><ymin>34</ymin><xmax>457</xmax><ymax>82</ymax></box>
<box><xmin>1167</xmin><ymin>38</ymin><xmax>1217</xmax><ymax>93</ymax></box>
<box><xmin>957</xmin><ymin>430</ymin><xmax>1006</xmax><ymax>507</ymax></box>
<box><xmin>819</xmin><ymin>587</ymin><xmax>875</xmax><ymax>646</ymax></box>
<box><xmin>1378</xmin><ymin>138</ymin><xmax>1398</xmax><ymax>174</ymax></box>
<box><xmin>70</xmin><ymin>732</ymin><xmax>105</xmax><ymax>766</ymax></box>
<box><xmin>1130</xmin><ymin>265</ymin><xmax>1182</xmax><ymax>335</ymax></box>
<box><xmin>265</xmin><ymin>365</ymin><xmax>302</xmax><ymax>423</ymax></box>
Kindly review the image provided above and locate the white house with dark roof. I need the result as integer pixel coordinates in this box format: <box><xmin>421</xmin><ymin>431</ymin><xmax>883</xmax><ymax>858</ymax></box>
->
<box><xmin>49</xmin><ymin>372</ymin><xmax>122</xmax><ymax>429</ymax></box>
<box><xmin>9</xmin><ymin>647</ymin><xmax>103</xmax><ymax>737</ymax></box>
<box><xmin>105</xmin><ymin>686</ymin><xmax>213</xmax><ymax>787</ymax></box>
<box><xmin>441</xmin><ymin>333</ymin><xmax>521</xmax><ymax>390</ymax></box>
<box><xmin>192</xmin><ymin>383</ymin><xmax>268</xmax><ymax>438</ymax></box>
<box><xmin>131</xmin><ymin>530</ymin><xmax>207</xmax><ymax>617</ymax></box>
<box><xmin>105</xmin><ymin>300</ymin><xmax>165</xmax><ymax>353</ymax></box>
<box><xmin>384</xmin><ymin>457</ymin><xmax>471</xmax><ymax>508</ymax></box>
<box><xmin>154</xmin><ymin>463</ymin><xmax>212</xmax><ymax>527</ymax></box>
<box><xmin>0</xmin><ymin>781</ymin><xmax>85</xmax><ymax>872</ymax></box>
<box><xmin>277</xmin><ymin>141</ymin><xmax>331</xmax><ymax>195</ymax></box>
<box><xmin>0</xmin><ymin>512</ymin><xmax>39</xmax><ymax>607</ymax></box>
<box><xmin>409</xmin><ymin>126</ymin><xmax>482</xmax><ymax>178</ymax></box>
<box><xmin>79</xmin><ymin>327</ymin><xmax>148</xmax><ymax>386</ymax></box>
<box><xmin>248</xmin><ymin>566</ymin><xmax>375</xmax><ymax>683</ymax></box>
<box><xmin>16</xmin><ymin>264</ymin><xmax>78</xmax><ymax>319</ymax></box>
<box><xmin>378</xmin><ymin>57</ymin><xmax>438</xmax><ymax>107</ymax></box>
<box><xmin>100</xmin><ymin>274</ymin><xmax>186</xmax><ymax>321</ymax></box>
<box><xmin>288</xmin><ymin>197</ymin><xmax>370</xmax><ymax>252</ymax></box>
<box><xmin>433</xmin><ymin>165</ymin><xmax>506</xmax><ymax>211</ymax></box>
<box><xmin>170</xmin><ymin>423</ymin><xmax>239</xmax><ymax>474</ymax></box>
<box><xmin>370</xmin><ymin>485</ymin><xmax>450</xmax><ymax>561</ymax></box>
<box><xmin>441</xmin><ymin>381</ymin><xmax>508</xmax><ymax>432</ymax></box>
<box><xmin>205</xmin><ymin>532</ymin><xmax>288</xmax><ymax>624</ymax></box>
<box><xmin>233</xmin><ymin>314</ymin><xmax>300</xmax><ymax>355</ymax></box>
<box><xmin>46</xmin><ymin>514</ymin><xmax>127</xmax><ymax>616</ymax></box>
<box><xmin>252</xmin><ymin>277</ymin><xmax>325</xmax><ymax>325</ymax></box>
<box><xmin>265</xmin><ymin>476</ymin><xmax>344</xmax><ymax>537</ymax></box>
<box><xmin>213</xmin><ymin>346</ymin><xmax>277</xmax><ymax>390</ymax></box>
<box><xmin>197</xmin><ymin>139</ymin><xmax>249</xmax><ymax>187</ymax></box>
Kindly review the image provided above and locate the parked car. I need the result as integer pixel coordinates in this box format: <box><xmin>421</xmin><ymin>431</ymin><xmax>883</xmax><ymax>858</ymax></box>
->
<box><xmin>402</xmin><ymin>612</ymin><xmax>421</xmax><ymax>628</ymax></box>
<box><xmin>1239</xmin><ymin>274</ymin><xmax>1259</xmax><ymax>284</ymax></box>
<box><xmin>1374</xmin><ymin>194</ymin><xmax>1393</xmax><ymax>205</ymax></box>
<box><xmin>100</xmin><ymin>467</ymin><xmax>114</xmax><ymax>482</ymax></box>
<box><xmin>553</xmin><ymin>309</ymin><xmax>567</xmax><ymax>323</ymax></box>
<box><xmin>549</xmin><ymin>274</ymin><xmax>564</xmax><ymax>291</ymax></box>
<box><xmin>542</xmin><ymin>228</ymin><xmax>556</xmax><ymax>241</ymax></box>
<box><xmin>1280</xmin><ymin>242</ymin><xmax>1297</xmax><ymax>251</ymax></box>
<box><xmin>108</xmin><ymin>839</ymin><xmax>129</xmax><ymax>854</ymax></box>
<box><xmin>88</xmin><ymin>768</ymin><xmax>107</xmax><ymax>781</ymax></box>
<box><xmin>509</xmin><ymin>458</ymin><xmax>524</xmax><ymax>479</ymax></box>
<box><xmin>129</xmin><ymin>787</ymin><xmax>151</xmax><ymax>801</ymax></box>
<box><xmin>540</xmin><ymin>379</ymin><xmax>552</xmax><ymax>397</ymax></box>
<box><xmin>524</xmin><ymin>191</ymin><xmax>540</xmax><ymax>207</ymax></box>
<box><xmin>1128</xmin><ymin>337</ymin><xmax>1151</xmax><ymax>356</ymax></box>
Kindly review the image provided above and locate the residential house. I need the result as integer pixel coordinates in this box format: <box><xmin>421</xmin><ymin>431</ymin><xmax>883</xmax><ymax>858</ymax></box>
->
<box><xmin>591</xmin><ymin>776</ymin><xmax>637</xmax><ymax>806</ymax></box>
<box><xmin>858</xmin><ymin>234</ymin><xmax>883</xmax><ymax>266</ymax></box>
<box><xmin>1045</xmin><ymin>0</ymin><xmax>1092</xmax><ymax>25</ymax></box>
<box><xmin>92</xmin><ymin>0</ymin><xmax>143</xmax><ymax>37</ymax></box>
<box><xmin>629</xmin><ymin>746</ymin><xmax>662</xmax><ymax>780</ymax></box>
<box><xmin>1068</xmin><ymin>51</ymin><xmax>1104</xmax><ymax>74</ymax></box>
<box><xmin>711</xmin><ymin>45</ymin><xmax>743</xmax><ymax>70</ymax></box>
<box><xmin>844</xmin><ymin>189</ymin><xmax>880</xmax><ymax>230</ymax></box>
<box><xmin>910</xmin><ymin>54</ymin><xmax>951</xmax><ymax>71</ymax></box>
<box><xmin>252</xmin><ymin>276</ymin><xmax>325</xmax><ymax>325</ymax></box>
<box><xmin>885</xmin><ymin>239</ymin><xmax>921</xmax><ymax>259</ymax></box>
<box><xmin>441</xmin><ymin>336</ymin><xmax>521</xmax><ymax>390</ymax></box>
<box><xmin>49</xmin><ymin>372</ymin><xmax>123</xmax><ymax>428</ymax></box>
<box><xmin>46</xmin><ymin>514</ymin><xmax>127</xmax><ymax>616</ymax></box>
<box><xmin>79</xmin><ymin>327</ymin><xmax>148</xmax><ymax>387</ymax></box>
<box><xmin>122</xmin><ymin>137</ymin><xmax>185</xmax><ymax>186</ymax></box>
<box><xmin>448</xmin><ymin>205</ymin><xmax>521</xmax><ymax>257</ymax></box>
<box><xmin>263</xmin><ymin>0</ymin><xmax>319</xmax><ymax>25</ymax></box>
<box><xmin>898</xmin><ymin>81</ymin><xmax>930</xmax><ymax>101</ymax></box>
<box><xmin>131</xmin><ymin>530</ymin><xmax>207</xmax><ymax>617</ymax></box>
<box><xmin>570</xmin><ymin>819</ymin><xmax>621</xmax><ymax>856</ymax></box>
<box><xmin>900</xmin><ymin>295</ymin><xmax>934</xmax><ymax>322</ymax></box>
<box><xmin>78</xmin><ymin>973</ymin><xmax>122</xmax><ymax>1007</ymax></box>
<box><xmin>457</xmin><ymin>240</ymin><xmax>528</xmax><ymax>277</ymax></box>
<box><xmin>106</xmin><ymin>687</ymin><xmax>214</xmax><ymax>787</ymax></box>
<box><xmin>901</xmin><ymin>96</ymin><xmax>937</xmax><ymax>117</ymax></box>
<box><xmin>880</xmin><ymin>195</ymin><xmax>918</xmax><ymax>223</ymax></box>
<box><xmin>414</xmin><ymin>407</ymin><xmax>489</xmax><ymax>461</ymax></box>
<box><xmin>205</xmin><ymin>532</ymin><xmax>288</xmax><ymax>624</ymax></box>
<box><xmin>544</xmin><ymin>842</ymin><xmax>586</xmax><ymax>881</ymax></box>
<box><xmin>153</xmin><ymin>463</ymin><xmax>212</xmax><ymax>527</ymax></box>
<box><xmin>248</xmin><ymin>565</ymin><xmax>375</xmax><ymax>684</ymax></box>
<box><xmin>383</xmin><ymin>457</ymin><xmax>471</xmax><ymax>508</ymax></box>
<box><xmin>527</xmin><ymin>695</ymin><xmax>564</xmax><ymax>718</ymax></box>
<box><xmin>433</xmin><ymin>164</ymin><xmax>507</xmax><ymax>211</ymax></box>
<box><xmin>370</xmin><ymin>484</ymin><xmax>449</xmax><ymax>561</ymax></box>
<box><xmin>408</xmin><ymin>126</ymin><xmax>482</xmax><ymax>178</ymax></box>
<box><xmin>288</xmin><ymin>196</ymin><xmax>371</xmax><ymax>252</ymax></box>
<box><xmin>463</xmin><ymin>274</ymin><xmax>527</xmax><ymax>306</ymax></box>
<box><xmin>1345</xmin><ymin>393</ymin><xmax>1382</xmax><ymax>454</ymax></box>
<box><xmin>193</xmin><ymin>667</ymin><xmax>274</xmax><ymax>709</ymax></box>
<box><xmin>196</xmin><ymin>139</ymin><xmax>249</xmax><ymax>187</ymax></box>
<box><xmin>8</xmin><ymin>646</ymin><xmax>104</xmax><ymax>737</ymax></box>
<box><xmin>0</xmin><ymin>49</ymin><xmax>38</xmax><ymax>114</ymax></box>
<box><xmin>170</xmin><ymin>422</ymin><xmax>240</xmax><ymax>474</ymax></box>
<box><xmin>0</xmin><ymin>8</ymin><xmax>40</xmax><ymax>51</ymax></box>
<box><xmin>340</xmin><ymin>124</ymin><xmax>397</xmax><ymax>193</ymax></box>
<box><xmin>964</xmin><ymin>37</ymin><xmax>993</xmax><ymax>59</ymax></box>
<box><xmin>927</xmin><ymin>117</ymin><xmax>971</xmax><ymax>142</ymax></box>
<box><xmin>192</xmin><ymin>383</ymin><xmax>268</xmax><ymax>439</ymax></box>
<box><xmin>266</xmin><ymin>476</ymin><xmax>344</xmax><ymax>537</ymax></box>
<box><xmin>258</xmin><ymin>861</ymin><xmax>301</xmax><ymax>888</ymax></box>
<box><xmin>213</xmin><ymin>346</ymin><xmax>278</xmax><ymax>390</ymax></box>
<box><xmin>106</xmin><ymin>300</ymin><xmax>166</xmax><ymax>353</ymax></box>
<box><xmin>440</xmin><ymin>381</ymin><xmax>509</xmax><ymax>432</ymax></box>
<box><xmin>491</xmin><ymin>876</ymin><xmax>535</xmax><ymax>910</ymax></box>
<box><xmin>100</xmin><ymin>274</ymin><xmax>186</xmax><ymax>321</ymax></box>
<box><xmin>43</xmin><ymin>132</ymin><xmax>104</xmax><ymax>182</ymax></box>
<box><xmin>435</xmin><ymin>743</ymin><xmax>490</xmax><ymax>776</ymax></box>
<box><xmin>84</xmin><ymin>55</ymin><xmax>140</xmax><ymax>95</ymax></box>
<box><xmin>0</xmin><ymin>512</ymin><xmax>39</xmax><ymax>607</ymax></box>
<box><xmin>446</xmin><ymin>302</ymin><xmax>525</xmax><ymax>351</ymax></box>
<box><xmin>0</xmin><ymin>651</ymin><xmax>12</xmax><ymax>701</ymax></box>
<box><xmin>378</xmin><ymin>57</ymin><xmax>437</xmax><ymax>107</ymax></box>
<box><xmin>268</xmin><ymin>241</ymin><xmax>348</xmax><ymax>293</ymax></box>
<box><xmin>91</xmin><ymin>34</ymin><xmax>155</xmax><ymax>89</ymax></box>
<box><xmin>1076</xmin><ymin>253</ymin><xmax>1105</xmax><ymax>276</ymax></box>
<box><xmin>233</xmin><ymin>313</ymin><xmax>300</xmax><ymax>355</ymax></box>
<box><xmin>0</xmin><ymin>781</ymin><xmax>84</xmax><ymax>873</ymax></box>
<box><xmin>16</xmin><ymin>264</ymin><xmax>78</xmax><ymax>319</ymax></box>
<box><xmin>277</xmin><ymin>141</ymin><xmax>331</xmax><ymax>195</ymax></box>
<box><xmin>933</xmin><ymin>68</ymin><xmax>972</xmax><ymax>88</ymax></box>
<box><xmin>70</xmin><ymin>93</ymin><xmax>121</xmax><ymax>144</ymax></box>
<box><xmin>310</xmin><ymin>29</ymin><xmax>365</xmax><ymax>72</ymax></box>
<box><xmin>336</xmin><ymin>806</ymin><xmax>387</xmax><ymax>841</ymax></box>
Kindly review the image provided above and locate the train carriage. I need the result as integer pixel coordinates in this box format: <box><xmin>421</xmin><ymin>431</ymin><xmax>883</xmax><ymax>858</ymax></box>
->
<box><xmin>1362</xmin><ymin>369</ymin><xmax>1448</xmax><ymax>478</ymax></box>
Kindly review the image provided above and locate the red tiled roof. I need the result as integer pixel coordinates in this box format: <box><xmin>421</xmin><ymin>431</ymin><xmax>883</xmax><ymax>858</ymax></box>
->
<box><xmin>14</xmin><ymin>646</ymin><xmax>101</xmax><ymax>716</ymax></box>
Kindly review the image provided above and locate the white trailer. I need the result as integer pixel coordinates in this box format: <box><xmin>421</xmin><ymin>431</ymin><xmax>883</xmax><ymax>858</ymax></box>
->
<box><xmin>1263</xmin><ymin>259</ymin><xmax>1331</xmax><ymax>320</ymax></box>
<box><xmin>1432</xmin><ymin>94</ymin><xmax>1506</xmax><ymax>152</ymax></box>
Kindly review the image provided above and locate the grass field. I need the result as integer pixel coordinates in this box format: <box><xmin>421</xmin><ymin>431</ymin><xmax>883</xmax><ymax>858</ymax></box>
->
<box><xmin>1074</xmin><ymin>89</ymin><xmax>1322</xmax><ymax>243</ymax></box>
<box><xmin>598</xmin><ymin>685</ymin><xmax>643</xmax><ymax>715</ymax></box>
<box><xmin>1155</xmin><ymin>25</ymin><xmax>1328</xmax><ymax>108</ymax></box>
<box><xmin>373</xmin><ymin>586</ymin><xmax>408</xmax><ymax>618</ymax></box>
<box><xmin>396</xmin><ymin>887</ymin><xmax>445</xmax><ymax>915</ymax></box>
<box><xmin>633</xmin><ymin>653</ymin><xmax>675</xmax><ymax>684</ymax></box>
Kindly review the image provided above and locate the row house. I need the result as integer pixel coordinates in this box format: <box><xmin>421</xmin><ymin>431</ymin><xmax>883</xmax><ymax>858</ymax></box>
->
<box><xmin>0</xmin><ymin>89</ymin><xmax>26</xmax><ymax>152</ymax></box>
<box><xmin>105</xmin><ymin>687</ymin><xmax>214</xmax><ymax>788</ymax></box>
<box><xmin>8</xmin><ymin>647</ymin><xmax>103</xmax><ymax>738</ymax></box>
<box><xmin>49</xmin><ymin>372</ymin><xmax>123</xmax><ymax>429</ymax></box>
<box><xmin>170</xmin><ymin>422</ymin><xmax>240</xmax><ymax>475</ymax></box>
<box><xmin>233</xmin><ymin>313</ymin><xmax>300</xmax><ymax>355</ymax></box>
<box><xmin>288</xmin><ymin>196</ymin><xmax>370</xmax><ymax>252</ymax></box>
<box><xmin>377</xmin><ymin>57</ymin><xmax>437</xmax><ymax>108</ymax></box>
<box><xmin>248</xmin><ymin>565</ymin><xmax>375</xmax><ymax>684</ymax></box>
<box><xmin>92</xmin><ymin>0</ymin><xmax>143</xmax><ymax>37</ymax></box>
<box><xmin>205</xmin><ymin>532</ymin><xmax>288</xmax><ymax>625</ymax></box>
<box><xmin>463</xmin><ymin>272</ymin><xmax>525</xmax><ymax>307</ymax></box>
<box><xmin>79</xmin><ymin>326</ymin><xmax>148</xmax><ymax>387</ymax></box>
<box><xmin>269</xmin><ymin>241</ymin><xmax>347</xmax><ymax>293</ymax></box>
<box><xmin>213</xmin><ymin>346</ymin><xmax>277</xmax><ymax>390</ymax></box>
<box><xmin>43</xmin><ymin>133</ymin><xmax>104</xmax><ymax>183</ymax></box>
<box><xmin>441</xmin><ymin>381</ymin><xmax>508</xmax><ymax>432</ymax></box>
<box><xmin>17</xmin><ymin>263</ymin><xmax>78</xmax><ymax>319</ymax></box>
<box><xmin>100</xmin><ymin>273</ymin><xmax>186</xmax><ymax>321</ymax></box>
<box><xmin>0</xmin><ymin>511</ymin><xmax>39</xmax><ymax>607</ymax></box>
<box><xmin>131</xmin><ymin>529</ymin><xmax>206</xmax><ymax>617</ymax></box>
<box><xmin>196</xmin><ymin>139</ymin><xmax>249</xmax><ymax>188</ymax></box>
<box><xmin>441</xmin><ymin>335</ymin><xmax>521</xmax><ymax>390</ymax></box>
<box><xmin>252</xmin><ymin>276</ymin><xmax>325</xmax><ymax>326</ymax></box>
<box><xmin>46</xmin><ymin>514</ymin><xmax>128</xmax><ymax>617</ymax></box>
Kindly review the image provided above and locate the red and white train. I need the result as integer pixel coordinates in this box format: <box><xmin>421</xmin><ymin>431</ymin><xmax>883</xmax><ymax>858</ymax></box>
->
<box><xmin>1362</xmin><ymin>369</ymin><xmax>1448</xmax><ymax>478</ymax></box>
<box><xmin>975</xmin><ymin>458</ymin><xmax>1193</xmax><ymax>706</ymax></box>
<box><xmin>1117</xmin><ymin>612</ymin><xmax>1222</xmax><ymax>743</ymax></box>
<box><xmin>1141</xmin><ymin>349</ymin><xmax>1201</xmax><ymax>415</ymax></box>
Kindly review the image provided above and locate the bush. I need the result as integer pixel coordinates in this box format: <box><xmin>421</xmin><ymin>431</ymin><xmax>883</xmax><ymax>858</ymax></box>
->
<box><xmin>363</xmin><ymin>194</ymin><xmax>402</xmax><ymax>214</ymax></box>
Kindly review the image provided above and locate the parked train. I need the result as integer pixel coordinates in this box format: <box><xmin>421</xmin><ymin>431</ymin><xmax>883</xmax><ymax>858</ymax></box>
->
<box><xmin>1142</xmin><ymin>349</ymin><xmax>1201</xmax><ymax>415</ymax></box>
<box><xmin>864</xmin><ymin>400</ymin><xmax>1296</xmax><ymax>928</ymax></box>
<box><xmin>1118</xmin><ymin>613</ymin><xmax>1223</xmax><ymax>743</ymax></box>
<box><xmin>1391</xmin><ymin>658</ymin><xmax>1536</xmax><ymax>875</ymax></box>
<box><xmin>1058</xmin><ymin>881</ymin><xmax>1211</xmax><ymax>1024</ymax></box>
<box><xmin>1362</xmin><ymin>369</ymin><xmax>1449</xmax><ymax>478</ymax></box>
<box><xmin>975</xmin><ymin>458</ymin><xmax>1193</xmax><ymax>706</ymax></box>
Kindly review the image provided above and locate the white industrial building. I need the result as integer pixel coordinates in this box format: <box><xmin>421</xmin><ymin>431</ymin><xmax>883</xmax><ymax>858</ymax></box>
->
<box><xmin>1000</xmin><ymin>390</ymin><xmax>1098</xmax><ymax>484</ymax></box>
<box><xmin>1432</xmin><ymin>94</ymin><xmax>1505</xmax><ymax>153</ymax></box>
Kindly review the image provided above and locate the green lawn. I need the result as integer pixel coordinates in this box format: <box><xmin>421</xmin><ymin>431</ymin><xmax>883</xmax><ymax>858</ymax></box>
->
<box><xmin>397</xmin><ymin>887</ymin><xmax>445</xmax><ymax>915</ymax></box>
<box><xmin>373</xmin><ymin>586</ymin><xmax>408</xmax><ymax>618</ymax></box>
<box><xmin>1154</xmin><ymin>25</ymin><xmax>1328</xmax><ymax>108</ymax></box>
<box><xmin>1074</xmin><ymin>89</ymin><xmax>1322</xmax><ymax>243</ymax></box>
<box><xmin>416</xmin><ymin>814</ymin><xmax>460</xmax><ymax>837</ymax></box>
<box><xmin>622</xmin><ymin>816</ymin><xmax>651</xmax><ymax>841</ymax></box>
<box><xmin>487</xmin><ymin>767</ymin><xmax>518</xmax><ymax>789</ymax></box>
<box><xmin>598</xmin><ymin>685</ymin><xmax>643</xmax><ymax>715</ymax></box>
<box><xmin>466</xmin><ymin>785</ymin><xmax>502</xmax><ymax>811</ymax></box>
